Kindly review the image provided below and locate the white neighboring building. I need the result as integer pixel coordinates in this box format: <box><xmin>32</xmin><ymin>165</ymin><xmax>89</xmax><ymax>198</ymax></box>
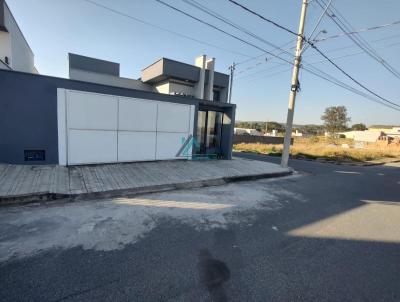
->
<box><xmin>340</xmin><ymin>130</ymin><xmax>384</xmax><ymax>142</ymax></box>
<box><xmin>0</xmin><ymin>0</ymin><xmax>36</xmax><ymax>73</ymax></box>
<box><xmin>292</xmin><ymin>130</ymin><xmax>303</xmax><ymax>137</ymax></box>
<box><xmin>385</xmin><ymin>127</ymin><xmax>400</xmax><ymax>138</ymax></box>
<box><xmin>340</xmin><ymin>127</ymin><xmax>400</xmax><ymax>142</ymax></box>
<box><xmin>353</xmin><ymin>131</ymin><xmax>383</xmax><ymax>143</ymax></box>
<box><xmin>234</xmin><ymin>128</ymin><xmax>263</xmax><ymax>136</ymax></box>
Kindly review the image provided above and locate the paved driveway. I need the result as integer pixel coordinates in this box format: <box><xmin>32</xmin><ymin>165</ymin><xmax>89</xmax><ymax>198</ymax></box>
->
<box><xmin>0</xmin><ymin>154</ymin><xmax>399</xmax><ymax>301</ymax></box>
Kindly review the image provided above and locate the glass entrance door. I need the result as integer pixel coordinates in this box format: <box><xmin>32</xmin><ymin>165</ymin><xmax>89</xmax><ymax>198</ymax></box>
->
<box><xmin>196</xmin><ymin>110</ymin><xmax>223</xmax><ymax>156</ymax></box>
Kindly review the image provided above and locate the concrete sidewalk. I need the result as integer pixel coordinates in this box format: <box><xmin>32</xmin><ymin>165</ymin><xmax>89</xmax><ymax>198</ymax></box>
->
<box><xmin>0</xmin><ymin>158</ymin><xmax>291</xmax><ymax>204</ymax></box>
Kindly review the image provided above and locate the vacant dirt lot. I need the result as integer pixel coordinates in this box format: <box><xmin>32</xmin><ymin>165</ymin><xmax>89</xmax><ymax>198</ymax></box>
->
<box><xmin>234</xmin><ymin>137</ymin><xmax>400</xmax><ymax>162</ymax></box>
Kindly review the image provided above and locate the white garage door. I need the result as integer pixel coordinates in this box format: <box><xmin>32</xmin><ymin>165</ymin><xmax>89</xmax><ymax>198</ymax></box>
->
<box><xmin>57</xmin><ymin>89</ymin><xmax>194</xmax><ymax>165</ymax></box>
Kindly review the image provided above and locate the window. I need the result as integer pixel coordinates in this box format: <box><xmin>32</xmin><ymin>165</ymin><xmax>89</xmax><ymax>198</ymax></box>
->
<box><xmin>196</xmin><ymin>110</ymin><xmax>223</xmax><ymax>154</ymax></box>
<box><xmin>213</xmin><ymin>90</ymin><xmax>220</xmax><ymax>102</ymax></box>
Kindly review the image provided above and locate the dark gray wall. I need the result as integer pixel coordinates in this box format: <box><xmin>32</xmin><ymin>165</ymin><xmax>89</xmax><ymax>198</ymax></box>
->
<box><xmin>68</xmin><ymin>53</ymin><xmax>120</xmax><ymax>76</ymax></box>
<box><xmin>0</xmin><ymin>69</ymin><xmax>235</xmax><ymax>165</ymax></box>
<box><xmin>142</xmin><ymin>58</ymin><xmax>229</xmax><ymax>89</ymax></box>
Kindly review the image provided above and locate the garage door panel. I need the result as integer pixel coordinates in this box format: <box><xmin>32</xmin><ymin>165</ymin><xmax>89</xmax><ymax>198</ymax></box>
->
<box><xmin>157</xmin><ymin>103</ymin><xmax>190</xmax><ymax>133</ymax></box>
<box><xmin>68</xmin><ymin>129</ymin><xmax>117</xmax><ymax>165</ymax></box>
<box><xmin>118</xmin><ymin>131</ymin><xmax>156</xmax><ymax>162</ymax></box>
<box><xmin>67</xmin><ymin>91</ymin><xmax>118</xmax><ymax>130</ymax></box>
<box><xmin>60</xmin><ymin>89</ymin><xmax>194</xmax><ymax>165</ymax></box>
<box><xmin>119</xmin><ymin>98</ymin><xmax>157</xmax><ymax>131</ymax></box>
<box><xmin>156</xmin><ymin>132</ymin><xmax>189</xmax><ymax>160</ymax></box>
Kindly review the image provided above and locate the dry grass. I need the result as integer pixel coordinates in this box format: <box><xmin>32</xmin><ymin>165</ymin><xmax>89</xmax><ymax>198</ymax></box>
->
<box><xmin>234</xmin><ymin>137</ymin><xmax>400</xmax><ymax>162</ymax></box>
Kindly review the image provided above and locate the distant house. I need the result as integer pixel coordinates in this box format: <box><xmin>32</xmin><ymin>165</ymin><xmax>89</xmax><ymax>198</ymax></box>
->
<box><xmin>291</xmin><ymin>130</ymin><xmax>303</xmax><ymax>137</ymax></box>
<box><xmin>353</xmin><ymin>131</ymin><xmax>384</xmax><ymax>143</ymax></box>
<box><xmin>340</xmin><ymin>130</ymin><xmax>384</xmax><ymax>143</ymax></box>
<box><xmin>234</xmin><ymin>128</ymin><xmax>263</xmax><ymax>136</ymax></box>
<box><xmin>340</xmin><ymin>127</ymin><xmax>400</xmax><ymax>143</ymax></box>
<box><xmin>385</xmin><ymin>127</ymin><xmax>400</xmax><ymax>138</ymax></box>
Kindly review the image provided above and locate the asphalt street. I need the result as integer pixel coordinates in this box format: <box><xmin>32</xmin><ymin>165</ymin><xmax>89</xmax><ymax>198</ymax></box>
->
<box><xmin>0</xmin><ymin>154</ymin><xmax>399</xmax><ymax>302</ymax></box>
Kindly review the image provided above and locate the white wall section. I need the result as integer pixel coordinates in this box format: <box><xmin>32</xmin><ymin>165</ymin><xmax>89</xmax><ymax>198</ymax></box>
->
<box><xmin>57</xmin><ymin>89</ymin><xmax>194</xmax><ymax>165</ymax></box>
<box><xmin>118</xmin><ymin>131</ymin><xmax>156</xmax><ymax>162</ymax></box>
<box><xmin>157</xmin><ymin>102</ymin><xmax>190</xmax><ymax>133</ymax></box>
<box><xmin>1</xmin><ymin>3</ymin><xmax>35</xmax><ymax>73</ymax></box>
<box><xmin>67</xmin><ymin>91</ymin><xmax>118</xmax><ymax>130</ymax></box>
<box><xmin>57</xmin><ymin>89</ymin><xmax>67</xmax><ymax>166</ymax></box>
<box><xmin>68</xmin><ymin>129</ymin><xmax>118</xmax><ymax>164</ymax></box>
<box><xmin>118</xmin><ymin>98</ymin><xmax>157</xmax><ymax>132</ymax></box>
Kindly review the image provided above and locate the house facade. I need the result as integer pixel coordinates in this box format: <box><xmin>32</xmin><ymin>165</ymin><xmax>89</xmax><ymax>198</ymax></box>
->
<box><xmin>0</xmin><ymin>1</ymin><xmax>236</xmax><ymax>166</ymax></box>
<box><xmin>0</xmin><ymin>55</ymin><xmax>235</xmax><ymax>165</ymax></box>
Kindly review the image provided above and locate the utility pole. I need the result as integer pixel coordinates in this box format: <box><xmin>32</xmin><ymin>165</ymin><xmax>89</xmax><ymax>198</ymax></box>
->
<box><xmin>228</xmin><ymin>62</ymin><xmax>236</xmax><ymax>103</ymax></box>
<box><xmin>281</xmin><ymin>0</ymin><xmax>308</xmax><ymax>168</ymax></box>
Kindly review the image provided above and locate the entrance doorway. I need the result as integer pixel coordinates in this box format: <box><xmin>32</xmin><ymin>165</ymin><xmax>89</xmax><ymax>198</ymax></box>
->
<box><xmin>196</xmin><ymin>110</ymin><xmax>224</xmax><ymax>156</ymax></box>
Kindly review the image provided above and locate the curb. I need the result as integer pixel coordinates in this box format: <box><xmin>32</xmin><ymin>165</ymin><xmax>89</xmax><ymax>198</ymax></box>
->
<box><xmin>234</xmin><ymin>151</ymin><xmax>400</xmax><ymax>167</ymax></box>
<box><xmin>297</xmin><ymin>157</ymin><xmax>400</xmax><ymax>166</ymax></box>
<box><xmin>0</xmin><ymin>170</ymin><xmax>293</xmax><ymax>207</ymax></box>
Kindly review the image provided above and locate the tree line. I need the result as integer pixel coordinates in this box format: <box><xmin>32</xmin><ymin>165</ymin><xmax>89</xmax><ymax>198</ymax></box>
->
<box><xmin>236</xmin><ymin>106</ymin><xmax>368</xmax><ymax>136</ymax></box>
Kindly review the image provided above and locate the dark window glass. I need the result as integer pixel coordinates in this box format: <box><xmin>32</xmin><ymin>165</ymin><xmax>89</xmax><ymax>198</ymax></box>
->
<box><xmin>213</xmin><ymin>90</ymin><xmax>220</xmax><ymax>102</ymax></box>
<box><xmin>206</xmin><ymin>111</ymin><xmax>223</xmax><ymax>150</ymax></box>
<box><xmin>196</xmin><ymin>111</ymin><xmax>207</xmax><ymax>153</ymax></box>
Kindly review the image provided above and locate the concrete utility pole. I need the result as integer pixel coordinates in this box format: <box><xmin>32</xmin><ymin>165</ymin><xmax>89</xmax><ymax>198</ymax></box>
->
<box><xmin>228</xmin><ymin>62</ymin><xmax>236</xmax><ymax>103</ymax></box>
<box><xmin>281</xmin><ymin>0</ymin><xmax>309</xmax><ymax>168</ymax></box>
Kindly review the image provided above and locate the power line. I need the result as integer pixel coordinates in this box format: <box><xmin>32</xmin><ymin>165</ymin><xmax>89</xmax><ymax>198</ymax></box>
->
<box><xmin>313</xmin><ymin>19</ymin><xmax>400</xmax><ymax>42</ymax></box>
<box><xmin>235</xmin><ymin>40</ymin><xmax>294</xmax><ymax>66</ymax></box>
<box><xmin>307</xmin><ymin>0</ymin><xmax>332</xmax><ymax>40</ymax></box>
<box><xmin>303</xmin><ymin>64</ymin><xmax>400</xmax><ymax>112</ymax></box>
<box><xmin>316</xmin><ymin>0</ymin><xmax>400</xmax><ymax>80</ymax></box>
<box><xmin>227</xmin><ymin>0</ymin><xmax>300</xmax><ymax>37</ymax></box>
<box><xmin>304</xmin><ymin>33</ymin><xmax>400</xmax><ymax>59</ymax></box>
<box><xmin>239</xmin><ymin>39</ymin><xmax>400</xmax><ymax>80</ymax></box>
<box><xmin>80</xmin><ymin>0</ymin><xmax>252</xmax><ymax>58</ymax></box>
<box><xmin>307</xmin><ymin>39</ymin><xmax>400</xmax><ymax>64</ymax></box>
<box><xmin>181</xmin><ymin>0</ymin><xmax>297</xmax><ymax>72</ymax></box>
<box><xmin>226</xmin><ymin>0</ymin><xmax>400</xmax><ymax>109</ymax></box>
<box><xmin>308</xmin><ymin>43</ymin><xmax>400</xmax><ymax>108</ymax></box>
<box><xmin>156</xmin><ymin>0</ymin><xmax>400</xmax><ymax>111</ymax></box>
<box><xmin>154</xmin><ymin>0</ymin><xmax>294</xmax><ymax>66</ymax></box>
<box><xmin>182</xmin><ymin>0</ymin><xmax>293</xmax><ymax>57</ymax></box>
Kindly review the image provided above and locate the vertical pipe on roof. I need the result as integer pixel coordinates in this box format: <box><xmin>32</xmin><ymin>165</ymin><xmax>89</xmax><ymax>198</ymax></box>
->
<box><xmin>194</xmin><ymin>55</ymin><xmax>206</xmax><ymax>99</ymax></box>
<box><xmin>205</xmin><ymin>57</ymin><xmax>215</xmax><ymax>101</ymax></box>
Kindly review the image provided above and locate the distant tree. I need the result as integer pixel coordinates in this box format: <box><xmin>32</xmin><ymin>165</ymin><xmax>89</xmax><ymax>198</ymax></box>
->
<box><xmin>266</xmin><ymin>121</ymin><xmax>285</xmax><ymax>133</ymax></box>
<box><xmin>351</xmin><ymin>123</ymin><xmax>367</xmax><ymax>131</ymax></box>
<box><xmin>321</xmin><ymin>106</ymin><xmax>351</xmax><ymax>136</ymax></box>
<box><xmin>299</xmin><ymin>124</ymin><xmax>325</xmax><ymax>135</ymax></box>
<box><xmin>235</xmin><ymin>121</ymin><xmax>266</xmax><ymax>131</ymax></box>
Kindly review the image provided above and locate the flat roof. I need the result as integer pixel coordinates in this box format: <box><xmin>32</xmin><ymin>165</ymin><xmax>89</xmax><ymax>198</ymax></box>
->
<box><xmin>69</xmin><ymin>53</ymin><xmax>120</xmax><ymax>76</ymax></box>
<box><xmin>141</xmin><ymin>57</ymin><xmax>229</xmax><ymax>87</ymax></box>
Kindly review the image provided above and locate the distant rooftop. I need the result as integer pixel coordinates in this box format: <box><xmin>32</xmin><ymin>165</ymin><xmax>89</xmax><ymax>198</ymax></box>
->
<box><xmin>68</xmin><ymin>53</ymin><xmax>120</xmax><ymax>77</ymax></box>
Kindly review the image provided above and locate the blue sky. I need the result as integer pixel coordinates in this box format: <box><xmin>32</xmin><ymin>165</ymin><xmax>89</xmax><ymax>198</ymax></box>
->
<box><xmin>7</xmin><ymin>0</ymin><xmax>400</xmax><ymax>125</ymax></box>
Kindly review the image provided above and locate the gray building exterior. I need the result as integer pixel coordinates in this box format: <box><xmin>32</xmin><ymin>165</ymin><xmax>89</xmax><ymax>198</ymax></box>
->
<box><xmin>0</xmin><ymin>68</ymin><xmax>235</xmax><ymax>165</ymax></box>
